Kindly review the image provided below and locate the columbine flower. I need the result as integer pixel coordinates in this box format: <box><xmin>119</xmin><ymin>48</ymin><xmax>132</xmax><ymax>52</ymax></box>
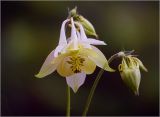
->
<box><xmin>118</xmin><ymin>52</ymin><xmax>148</xmax><ymax>95</ymax></box>
<box><xmin>35</xmin><ymin>17</ymin><xmax>114</xmax><ymax>93</ymax></box>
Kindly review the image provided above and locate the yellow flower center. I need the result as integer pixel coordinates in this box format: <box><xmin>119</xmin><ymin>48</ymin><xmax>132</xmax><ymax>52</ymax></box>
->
<box><xmin>67</xmin><ymin>56</ymin><xmax>85</xmax><ymax>73</ymax></box>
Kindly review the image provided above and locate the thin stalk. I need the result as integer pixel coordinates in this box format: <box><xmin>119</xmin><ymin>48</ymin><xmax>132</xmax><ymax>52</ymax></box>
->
<box><xmin>82</xmin><ymin>54</ymin><xmax>118</xmax><ymax>116</ymax></box>
<box><xmin>66</xmin><ymin>85</ymin><xmax>70</xmax><ymax>117</ymax></box>
<box><xmin>82</xmin><ymin>68</ymin><xmax>104</xmax><ymax>116</ymax></box>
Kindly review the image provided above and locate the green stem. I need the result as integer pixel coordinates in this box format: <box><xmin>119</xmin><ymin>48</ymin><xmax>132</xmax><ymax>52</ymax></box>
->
<box><xmin>82</xmin><ymin>68</ymin><xmax>104</xmax><ymax>116</ymax></box>
<box><xmin>66</xmin><ymin>85</ymin><xmax>70</xmax><ymax>117</ymax></box>
<box><xmin>82</xmin><ymin>54</ymin><xmax>118</xmax><ymax>116</ymax></box>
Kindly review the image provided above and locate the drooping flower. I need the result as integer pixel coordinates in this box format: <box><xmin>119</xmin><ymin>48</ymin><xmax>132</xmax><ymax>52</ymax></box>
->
<box><xmin>35</xmin><ymin>17</ymin><xmax>114</xmax><ymax>93</ymax></box>
<box><xmin>118</xmin><ymin>52</ymin><xmax>148</xmax><ymax>95</ymax></box>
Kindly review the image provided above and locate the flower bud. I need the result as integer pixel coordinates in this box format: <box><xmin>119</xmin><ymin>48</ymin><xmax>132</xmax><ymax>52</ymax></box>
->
<box><xmin>76</xmin><ymin>15</ymin><xmax>98</xmax><ymax>38</ymax></box>
<box><xmin>68</xmin><ymin>6</ymin><xmax>78</xmax><ymax>18</ymax></box>
<box><xmin>118</xmin><ymin>56</ymin><xmax>147</xmax><ymax>95</ymax></box>
<box><xmin>68</xmin><ymin>7</ymin><xmax>98</xmax><ymax>38</ymax></box>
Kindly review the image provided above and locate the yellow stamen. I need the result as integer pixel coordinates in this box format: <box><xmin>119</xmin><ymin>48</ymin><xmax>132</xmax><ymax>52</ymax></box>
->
<box><xmin>67</xmin><ymin>56</ymin><xmax>85</xmax><ymax>73</ymax></box>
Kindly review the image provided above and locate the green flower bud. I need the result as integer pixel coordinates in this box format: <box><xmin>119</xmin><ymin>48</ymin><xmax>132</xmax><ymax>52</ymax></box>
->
<box><xmin>68</xmin><ymin>6</ymin><xmax>78</xmax><ymax>18</ymax></box>
<box><xmin>76</xmin><ymin>15</ymin><xmax>98</xmax><ymax>38</ymax></box>
<box><xmin>68</xmin><ymin>7</ymin><xmax>98</xmax><ymax>38</ymax></box>
<box><xmin>118</xmin><ymin>56</ymin><xmax>147</xmax><ymax>95</ymax></box>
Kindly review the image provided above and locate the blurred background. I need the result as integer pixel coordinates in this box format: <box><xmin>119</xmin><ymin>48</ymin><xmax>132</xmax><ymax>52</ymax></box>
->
<box><xmin>1</xmin><ymin>1</ymin><xmax>159</xmax><ymax>116</ymax></box>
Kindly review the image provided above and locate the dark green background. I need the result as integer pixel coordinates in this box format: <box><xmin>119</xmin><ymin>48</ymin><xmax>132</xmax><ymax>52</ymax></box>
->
<box><xmin>2</xmin><ymin>1</ymin><xmax>159</xmax><ymax>116</ymax></box>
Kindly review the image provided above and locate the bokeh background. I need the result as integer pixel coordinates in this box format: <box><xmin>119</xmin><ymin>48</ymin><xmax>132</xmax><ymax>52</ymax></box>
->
<box><xmin>1</xmin><ymin>1</ymin><xmax>159</xmax><ymax>116</ymax></box>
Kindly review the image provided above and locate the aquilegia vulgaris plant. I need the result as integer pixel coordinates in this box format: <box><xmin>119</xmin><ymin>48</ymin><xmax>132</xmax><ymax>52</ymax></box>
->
<box><xmin>35</xmin><ymin>7</ymin><xmax>147</xmax><ymax>116</ymax></box>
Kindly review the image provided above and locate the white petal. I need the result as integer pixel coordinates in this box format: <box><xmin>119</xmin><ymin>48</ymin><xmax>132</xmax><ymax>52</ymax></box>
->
<box><xmin>64</xmin><ymin>39</ymin><xmax>74</xmax><ymax>51</ymax></box>
<box><xmin>76</xmin><ymin>31</ymin><xmax>91</xmax><ymax>49</ymax></box>
<box><xmin>66</xmin><ymin>72</ymin><xmax>86</xmax><ymax>93</ymax></box>
<box><xmin>86</xmin><ymin>38</ymin><xmax>107</xmax><ymax>45</ymax></box>
<box><xmin>71</xmin><ymin>17</ymin><xmax>78</xmax><ymax>50</ymax></box>
<box><xmin>58</xmin><ymin>19</ymin><xmax>69</xmax><ymax>45</ymax></box>
<box><xmin>81</xmin><ymin>43</ymin><xmax>92</xmax><ymax>49</ymax></box>
<box><xmin>67</xmin><ymin>37</ymin><xmax>71</xmax><ymax>43</ymax></box>
<box><xmin>35</xmin><ymin>50</ymin><xmax>58</xmax><ymax>78</ymax></box>
<box><xmin>75</xmin><ymin>22</ymin><xmax>106</xmax><ymax>46</ymax></box>
<box><xmin>54</xmin><ymin>45</ymin><xmax>65</xmax><ymax>57</ymax></box>
<box><xmin>76</xmin><ymin>22</ymin><xmax>87</xmax><ymax>41</ymax></box>
<box><xmin>76</xmin><ymin>31</ymin><xmax>81</xmax><ymax>40</ymax></box>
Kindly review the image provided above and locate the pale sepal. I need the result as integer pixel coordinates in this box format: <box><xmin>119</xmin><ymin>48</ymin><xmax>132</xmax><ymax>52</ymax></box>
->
<box><xmin>54</xmin><ymin>45</ymin><xmax>65</xmax><ymax>57</ymax></box>
<box><xmin>35</xmin><ymin>50</ymin><xmax>58</xmax><ymax>78</ymax></box>
<box><xmin>86</xmin><ymin>38</ymin><xmax>106</xmax><ymax>45</ymax></box>
<box><xmin>84</xmin><ymin>46</ymin><xmax>115</xmax><ymax>72</ymax></box>
<box><xmin>66</xmin><ymin>72</ymin><xmax>86</xmax><ymax>93</ymax></box>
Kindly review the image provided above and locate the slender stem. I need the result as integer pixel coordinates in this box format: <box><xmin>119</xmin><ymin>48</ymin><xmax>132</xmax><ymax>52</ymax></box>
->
<box><xmin>66</xmin><ymin>85</ymin><xmax>70</xmax><ymax>117</ymax></box>
<box><xmin>82</xmin><ymin>68</ymin><xmax>104</xmax><ymax>116</ymax></box>
<box><xmin>82</xmin><ymin>54</ymin><xmax>118</xmax><ymax>116</ymax></box>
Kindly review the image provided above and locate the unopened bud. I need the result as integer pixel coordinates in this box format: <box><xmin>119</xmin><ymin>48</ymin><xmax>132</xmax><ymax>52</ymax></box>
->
<box><xmin>118</xmin><ymin>56</ymin><xmax>147</xmax><ymax>95</ymax></box>
<box><xmin>77</xmin><ymin>15</ymin><xmax>98</xmax><ymax>38</ymax></box>
<box><xmin>68</xmin><ymin>7</ymin><xmax>98</xmax><ymax>38</ymax></box>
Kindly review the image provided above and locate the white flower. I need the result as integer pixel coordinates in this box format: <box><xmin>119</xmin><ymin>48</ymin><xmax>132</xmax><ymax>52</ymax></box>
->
<box><xmin>35</xmin><ymin>17</ymin><xmax>114</xmax><ymax>93</ymax></box>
